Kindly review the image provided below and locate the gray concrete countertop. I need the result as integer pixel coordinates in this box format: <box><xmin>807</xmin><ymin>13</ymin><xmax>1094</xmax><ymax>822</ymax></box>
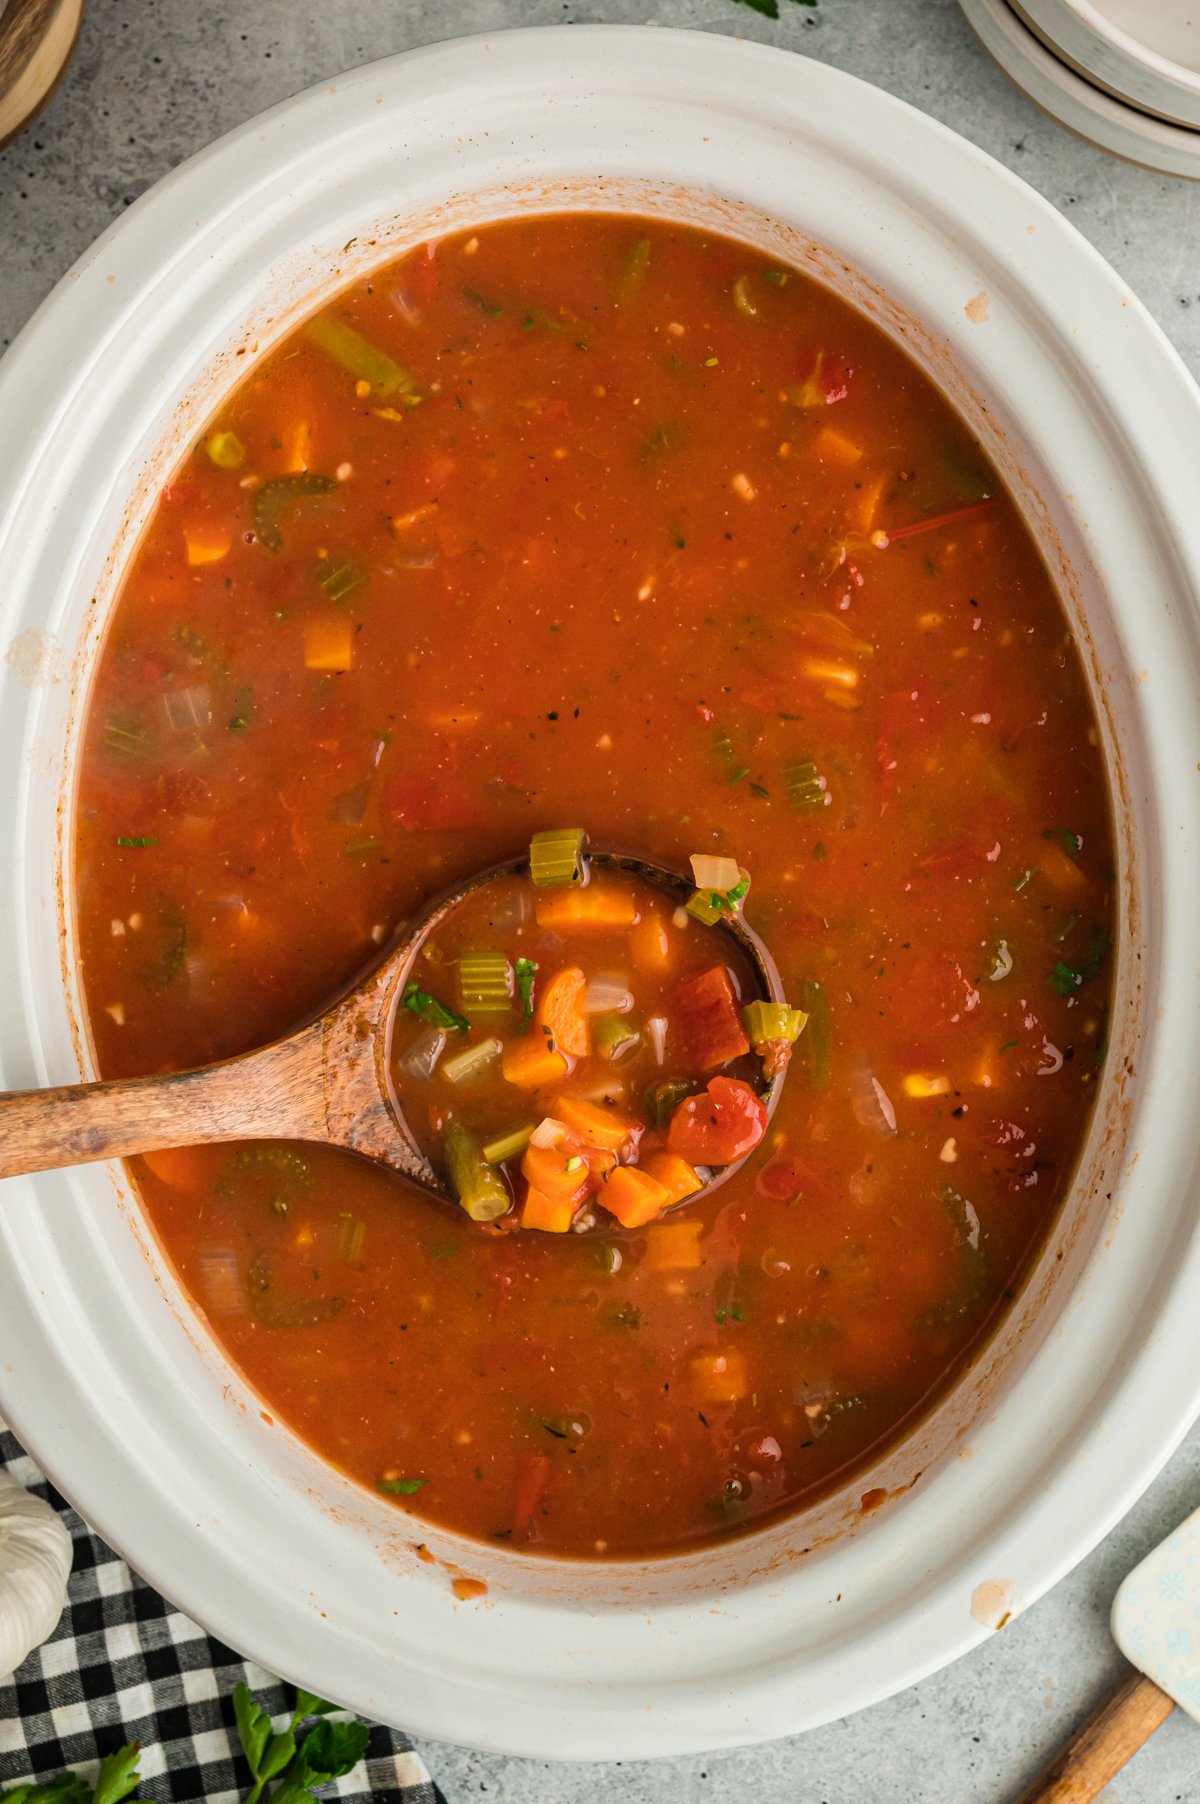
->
<box><xmin>3</xmin><ymin>3</ymin><xmax>1198</xmax><ymax>1798</ymax></box>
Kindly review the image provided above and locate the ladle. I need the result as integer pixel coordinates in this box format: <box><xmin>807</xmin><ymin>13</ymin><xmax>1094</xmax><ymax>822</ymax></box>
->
<box><xmin>0</xmin><ymin>852</ymin><xmax>788</xmax><ymax>1217</ymax></box>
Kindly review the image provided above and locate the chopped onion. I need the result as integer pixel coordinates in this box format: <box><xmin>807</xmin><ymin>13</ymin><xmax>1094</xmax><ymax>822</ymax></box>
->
<box><xmin>329</xmin><ymin>779</ymin><xmax>373</xmax><ymax>826</ymax></box>
<box><xmin>851</xmin><ymin>1062</ymin><xmax>898</xmax><ymax>1135</ymax></box>
<box><xmin>398</xmin><ymin>1026</ymin><xmax>446</xmax><ymax>1081</ymax></box>
<box><xmin>689</xmin><ymin>853</ymin><xmax>741</xmax><ymax>892</ymax></box>
<box><xmin>390</xmin><ymin>288</ymin><xmax>422</xmax><ymax>328</ymax></box>
<box><xmin>646</xmin><ymin>1015</ymin><xmax>668</xmax><ymax>1065</ymax></box>
<box><xmin>162</xmin><ymin>684</ymin><xmax>212</xmax><ymax>732</ymax></box>
<box><xmin>529</xmin><ymin>1116</ymin><xmax>572</xmax><ymax>1150</ymax></box>
<box><xmin>583</xmin><ymin>972</ymin><xmax>634</xmax><ymax>1015</ymax></box>
<box><xmin>488</xmin><ymin>886</ymin><xmax>532</xmax><ymax>935</ymax></box>
<box><xmin>198</xmin><ymin>1250</ymin><xmax>244</xmax><ymax>1317</ymax></box>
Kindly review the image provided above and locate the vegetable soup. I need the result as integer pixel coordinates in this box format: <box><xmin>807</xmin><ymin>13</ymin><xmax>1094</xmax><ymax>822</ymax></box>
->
<box><xmin>74</xmin><ymin>215</ymin><xmax>1115</xmax><ymax>1557</ymax></box>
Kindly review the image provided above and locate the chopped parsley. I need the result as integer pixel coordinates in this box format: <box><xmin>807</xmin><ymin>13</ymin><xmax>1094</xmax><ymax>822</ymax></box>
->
<box><xmin>376</xmin><ymin>1475</ymin><xmax>427</xmax><ymax>1496</ymax></box>
<box><xmin>514</xmin><ymin>956</ymin><xmax>538</xmax><ymax>1031</ymax></box>
<box><xmin>116</xmin><ymin>835</ymin><xmax>158</xmax><ymax>847</ymax></box>
<box><xmin>402</xmin><ymin>981</ymin><xmax>470</xmax><ymax>1034</ymax></box>
<box><xmin>1044</xmin><ymin>826</ymin><xmax>1083</xmax><ymax>857</ymax></box>
<box><xmin>1047</xmin><ymin>925</ymin><xmax>1110</xmax><ymax>998</ymax></box>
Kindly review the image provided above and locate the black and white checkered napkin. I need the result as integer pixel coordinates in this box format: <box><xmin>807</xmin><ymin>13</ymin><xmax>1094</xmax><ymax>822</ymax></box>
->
<box><xmin>0</xmin><ymin>1428</ymin><xmax>446</xmax><ymax>1803</ymax></box>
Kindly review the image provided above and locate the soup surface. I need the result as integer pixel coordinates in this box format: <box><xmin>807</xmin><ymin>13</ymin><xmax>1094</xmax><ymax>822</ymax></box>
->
<box><xmin>74</xmin><ymin>215</ymin><xmax>1114</xmax><ymax>1557</ymax></box>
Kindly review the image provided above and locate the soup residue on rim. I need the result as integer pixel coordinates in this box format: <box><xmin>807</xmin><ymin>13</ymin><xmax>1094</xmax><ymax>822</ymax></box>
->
<box><xmin>73</xmin><ymin>214</ymin><xmax>1114</xmax><ymax>1557</ymax></box>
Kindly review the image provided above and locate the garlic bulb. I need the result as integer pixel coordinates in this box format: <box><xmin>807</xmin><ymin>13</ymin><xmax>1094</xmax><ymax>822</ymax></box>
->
<box><xmin>0</xmin><ymin>1467</ymin><xmax>72</xmax><ymax>1678</ymax></box>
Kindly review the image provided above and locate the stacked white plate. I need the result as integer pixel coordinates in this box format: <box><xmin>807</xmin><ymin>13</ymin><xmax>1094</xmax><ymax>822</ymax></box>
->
<box><xmin>959</xmin><ymin>0</ymin><xmax>1200</xmax><ymax>177</ymax></box>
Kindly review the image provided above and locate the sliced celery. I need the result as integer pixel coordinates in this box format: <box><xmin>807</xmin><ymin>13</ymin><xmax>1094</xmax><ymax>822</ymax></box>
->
<box><xmin>529</xmin><ymin>827</ymin><xmax>586</xmax><ymax>888</ymax></box>
<box><xmin>336</xmin><ymin>1212</ymin><xmax>366</xmax><ymax>1263</ymax></box>
<box><xmin>457</xmin><ymin>950</ymin><xmax>514</xmax><ymax>1015</ymax></box>
<box><xmin>795</xmin><ymin>979</ymin><xmax>831</xmax><ymax>1087</ymax></box>
<box><xmin>482</xmin><ymin>1123</ymin><xmax>536</xmax><ymax>1165</ymax></box>
<box><xmin>206</xmin><ymin>430</ymin><xmax>245</xmax><ymax>470</ymax></box>
<box><xmin>445</xmin><ymin>1123</ymin><xmax>511</xmax><ymax>1222</ymax></box>
<box><xmin>442</xmin><ymin>1037</ymin><xmax>502</xmax><ymax>1085</ymax></box>
<box><xmin>743</xmin><ymin>1001</ymin><xmax>808</xmax><ymax>1045</ymax></box>
<box><xmin>317</xmin><ymin>560</ymin><xmax>365</xmax><ymax>604</ymax></box>
<box><xmin>618</xmin><ymin>237</ymin><xmax>650</xmax><ymax>306</ymax></box>
<box><xmin>785</xmin><ymin>758</ymin><xmax>826</xmax><ymax>812</ymax></box>
<box><xmin>306</xmin><ymin>315</ymin><xmax>418</xmax><ymax>397</ymax></box>
<box><xmin>685</xmin><ymin>890</ymin><xmax>723</xmax><ymax>926</ymax></box>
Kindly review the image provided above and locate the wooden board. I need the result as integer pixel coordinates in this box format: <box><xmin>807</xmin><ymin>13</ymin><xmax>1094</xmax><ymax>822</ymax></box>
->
<box><xmin>0</xmin><ymin>0</ymin><xmax>85</xmax><ymax>152</ymax></box>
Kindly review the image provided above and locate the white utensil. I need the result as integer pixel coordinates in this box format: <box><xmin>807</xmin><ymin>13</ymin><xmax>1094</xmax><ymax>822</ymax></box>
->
<box><xmin>1014</xmin><ymin>1506</ymin><xmax>1200</xmax><ymax>1799</ymax></box>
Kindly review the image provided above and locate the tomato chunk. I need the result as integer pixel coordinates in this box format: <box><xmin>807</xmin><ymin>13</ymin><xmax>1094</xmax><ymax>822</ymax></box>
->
<box><xmin>673</xmin><ymin>965</ymin><xmax>750</xmax><ymax>1071</ymax></box>
<box><xmin>667</xmin><ymin>1076</ymin><xmax>767</xmax><ymax>1166</ymax></box>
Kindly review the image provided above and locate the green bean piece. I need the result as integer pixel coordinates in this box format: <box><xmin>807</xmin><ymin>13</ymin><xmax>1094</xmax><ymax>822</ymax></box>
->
<box><xmin>794</xmin><ymin>979</ymin><xmax>831</xmax><ymax>1087</ymax></box>
<box><xmin>253</xmin><ymin>473</ymin><xmax>337</xmax><ymax>553</ymax></box>
<box><xmin>529</xmin><ymin>827</ymin><xmax>586</xmax><ymax>888</ymax></box>
<box><xmin>645</xmin><ymin>1078</ymin><xmax>694</xmax><ymax>1129</ymax></box>
<box><xmin>306</xmin><ymin>314</ymin><xmax>418</xmax><ymax>397</ymax></box>
<box><xmin>915</xmin><ymin>1188</ymin><xmax>992</xmax><ymax>1331</ymax></box>
<box><xmin>206</xmin><ymin>430</ymin><xmax>245</xmax><ymax>470</ymax></box>
<box><xmin>457</xmin><ymin>949</ymin><xmax>514</xmax><ymax>1016</ymax></box>
<box><xmin>445</xmin><ymin>1123</ymin><xmax>512</xmax><ymax>1222</ymax></box>
<box><xmin>245</xmin><ymin>1250</ymin><xmax>346</xmax><ymax>1330</ymax></box>
<box><xmin>482</xmin><ymin>1123</ymin><xmax>537</xmax><ymax>1165</ymax></box>
<box><xmin>618</xmin><ymin>237</ymin><xmax>650</xmax><ymax>306</ymax></box>
<box><xmin>441</xmin><ymin>1037</ymin><xmax>503</xmax><ymax>1086</ymax></box>
<box><xmin>743</xmin><ymin>1001</ymin><xmax>808</xmax><ymax>1045</ymax></box>
<box><xmin>593</xmin><ymin>1014</ymin><xmax>641</xmax><ymax>1063</ymax></box>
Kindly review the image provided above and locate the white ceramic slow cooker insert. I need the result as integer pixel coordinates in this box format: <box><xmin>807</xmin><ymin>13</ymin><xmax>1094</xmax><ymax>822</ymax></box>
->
<box><xmin>0</xmin><ymin>27</ymin><xmax>1199</xmax><ymax>1761</ymax></box>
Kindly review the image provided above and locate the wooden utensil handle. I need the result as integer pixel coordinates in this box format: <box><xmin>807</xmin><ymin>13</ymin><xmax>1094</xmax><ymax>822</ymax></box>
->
<box><xmin>0</xmin><ymin>1028</ymin><xmax>323</xmax><ymax>1180</ymax></box>
<box><xmin>1012</xmin><ymin>1668</ymin><xmax>1174</xmax><ymax>1802</ymax></box>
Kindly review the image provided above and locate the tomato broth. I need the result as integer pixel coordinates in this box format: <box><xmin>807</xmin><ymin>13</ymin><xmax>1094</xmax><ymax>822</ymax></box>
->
<box><xmin>74</xmin><ymin>215</ymin><xmax>1115</xmax><ymax>1557</ymax></box>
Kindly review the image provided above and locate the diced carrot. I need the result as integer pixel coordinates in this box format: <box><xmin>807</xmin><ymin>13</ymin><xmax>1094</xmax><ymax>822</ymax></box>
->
<box><xmin>536</xmin><ymin>967</ymin><xmax>590</xmax><ymax>1058</ymax></box>
<box><xmin>1038</xmin><ymin>841</ymin><xmax>1087</xmax><ymax>896</ymax></box>
<box><xmin>902</xmin><ymin>1073</ymin><xmax>951</xmax><ymax>1099</ymax></box>
<box><xmin>855</xmin><ymin>474</ymin><xmax>887</xmax><ymax>533</ymax></box>
<box><xmin>304</xmin><ymin>615</ymin><xmax>355</xmax><ymax>671</ymax></box>
<box><xmin>535</xmin><ymin>886</ymin><xmax>639</xmax><ymax>930</ymax></box>
<box><xmin>184</xmin><ymin>526</ymin><xmax>230</xmax><ymax>567</ymax></box>
<box><xmin>802</xmin><ymin>656</ymin><xmax>858</xmax><ymax>690</ymax></box>
<box><xmin>521</xmin><ymin>1185</ymin><xmax>579</xmax><ymax>1233</ymax></box>
<box><xmin>602</xmin><ymin>1165</ymin><xmax>671</xmax><ymax>1229</ymax></box>
<box><xmin>813</xmin><ymin>426</ymin><xmax>863</xmax><ymax>468</ymax></box>
<box><xmin>641</xmin><ymin>1151</ymin><xmax>704</xmax><ymax>1205</ymax></box>
<box><xmin>553</xmin><ymin>1093</ymin><xmax>641</xmax><ymax>1153</ymax></box>
<box><xmin>673</xmin><ymin>966</ymin><xmax>750</xmax><ymax>1072</ymax></box>
<box><xmin>691</xmin><ymin>1350</ymin><xmax>747</xmax><ymax>1402</ymax></box>
<box><xmin>630</xmin><ymin>911</ymin><xmax>672</xmax><ymax>972</ymax></box>
<box><xmin>521</xmin><ymin>1141</ymin><xmax>591</xmax><ymax>1206</ymax></box>
<box><xmin>501</xmin><ymin>1036</ymin><xmax>570</xmax><ymax>1090</ymax></box>
<box><xmin>140</xmin><ymin>1145</ymin><xmax>211</xmax><ymax>1192</ymax></box>
<box><xmin>283</xmin><ymin>420</ymin><xmax>313</xmax><ymax>473</ymax></box>
<box><xmin>641</xmin><ymin>1216</ymin><xmax>705</xmax><ymax>1272</ymax></box>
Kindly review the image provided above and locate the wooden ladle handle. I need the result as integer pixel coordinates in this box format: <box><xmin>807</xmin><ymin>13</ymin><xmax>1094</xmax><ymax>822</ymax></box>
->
<box><xmin>1012</xmin><ymin>1668</ymin><xmax>1174</xmax><ymax>1802</ymax></box>
<box><xmin>0</xmin><ymin>1026</ymin><xmax>323</xmax><ymax>1181</ymax></box>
